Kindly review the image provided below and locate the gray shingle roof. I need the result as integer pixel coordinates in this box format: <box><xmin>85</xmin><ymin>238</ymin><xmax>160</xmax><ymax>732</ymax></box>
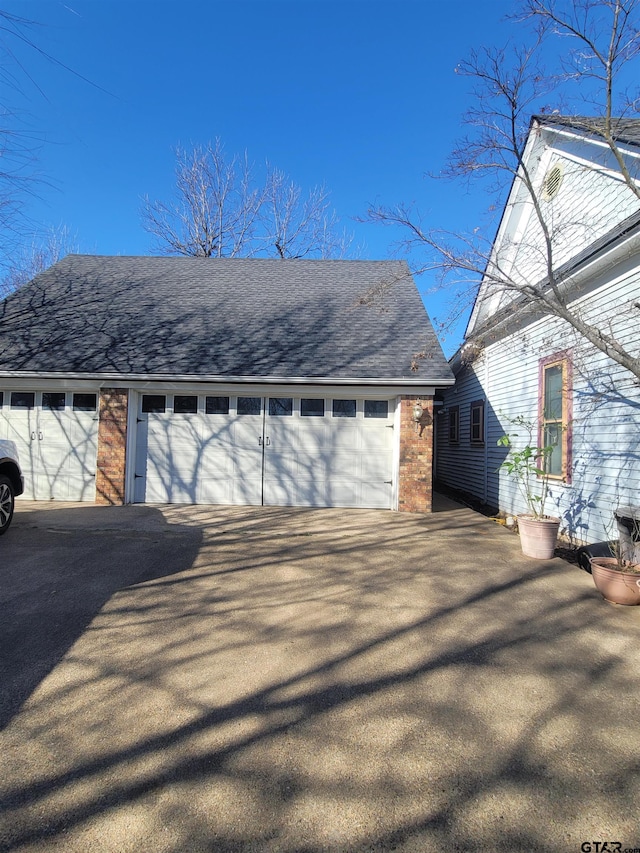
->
<box><xmin>534</xmin><ymin>114</ymin><xmax>640</xmax><ymax>147</ymax></box>
<box><xmin>0</xmin><ymin>255</ymin><xmax>453</xmax><ymax>383</ymax></box>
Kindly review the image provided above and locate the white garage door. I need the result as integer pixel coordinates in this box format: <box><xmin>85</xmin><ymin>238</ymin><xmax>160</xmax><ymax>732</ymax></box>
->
<box><xmin>0</xmin><ymin>390</ymin><xmax>99</xmax><ymax>500</ymax></box>
<box><xmin>134</xmin><ymin>393</ymin><xmax>395</xmax><ymax>509</ymax></box>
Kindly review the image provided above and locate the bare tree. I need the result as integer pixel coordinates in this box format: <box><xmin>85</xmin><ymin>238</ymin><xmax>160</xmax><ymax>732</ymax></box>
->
<box><xmin>0</xmin><ymin>223</ymin><xmax>78</xmax><ymax>297</ymax></box>
<box><xmin>262</xmin><ymin>167</ymin><xmax>353</xmax><ymax>259</ymax></box>
<box><xmin>141</xmin><ymin>141</ymin><xmax>263</xmax><ymax>258</ymax></box>
<box><xmin>365</xmin><ymin>0</ymin><xmax>640</xmax><ymax>380</ymax></box>
<box><xmin>142</xmin><ymin>139</ymin><xmax>353</xmax><ymax>260</ymax></box>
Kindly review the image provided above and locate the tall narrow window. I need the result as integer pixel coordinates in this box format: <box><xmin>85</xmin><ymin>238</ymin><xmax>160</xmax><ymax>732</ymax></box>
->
<box><xmin>539</xmin><ymin>353</ymin><xmax>572</xmax><ymax>481</ymax></box>
<box><xmin>470</xmin><ymin>400</ymin><xmax>485</xmax><ymax>445</ymax></box>
<box><xmin>448</xmin><ymin>405</ymin><xmax>459</xmax><ymax>444</ymax></box>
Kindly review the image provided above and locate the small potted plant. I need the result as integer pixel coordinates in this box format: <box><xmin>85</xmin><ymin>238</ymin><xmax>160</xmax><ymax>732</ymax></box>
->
<box><xmin>590</xmin><ymin>508</ymin><xmax>640</xmax><ymax>605</ymax></box>
<box><xmin>497</xmin><ymin>417</ymin><xmax>560</xmax><ymax>559</ymax></box>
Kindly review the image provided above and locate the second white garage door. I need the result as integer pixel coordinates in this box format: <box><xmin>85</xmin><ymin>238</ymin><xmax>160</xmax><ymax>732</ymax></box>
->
<box><xmin>134</xmin><ymin>393</ymin><xmax>395</xmax><ymax>509</ymax></box>
<box><xmin>0</xmin><ymin>389</ymin><xmax>99</xmax><ymax>501</ymax></box>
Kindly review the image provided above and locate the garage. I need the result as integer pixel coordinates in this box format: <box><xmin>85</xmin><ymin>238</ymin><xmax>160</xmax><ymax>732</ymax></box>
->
<box><xmin>0</xmin><ymin>256</ymin><xmax>455</xmax><ymax>513</ymax></box>
<box><xmin>134</xmin><ymin>392</ymin><xmax>396</xmax><ymax>509</ymax></box>
<box><xmin>0</xmin><ymin>389</ymin><xmax>99</xmax><ymax>501</ymax></box>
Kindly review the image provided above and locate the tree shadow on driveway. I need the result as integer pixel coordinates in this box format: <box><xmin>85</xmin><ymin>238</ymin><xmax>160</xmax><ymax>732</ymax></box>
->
<box><xmin>1</xmin><ymin>503</ymin><xmax>640</xmax><ymax>853</ymax></box>
<box><xmin>0</xmin><ymin>503</ymin><xmax>203</xmax><ymax>730</ymax></box>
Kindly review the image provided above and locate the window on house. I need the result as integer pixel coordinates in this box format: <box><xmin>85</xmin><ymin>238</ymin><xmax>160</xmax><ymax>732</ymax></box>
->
<box><xmin>205</xmin><ymin>396</ymin><xmax>229</xmax><ymax>415</ymax></box>
<box><xmin>43</xmin><ymin>392</ymin><xmax>66</xmax><ymax>411</ymax></box>
<box><xmin>73</xmin><ymin>393</ymin><xmax>97</xmax><ymax>412</ymax></box>
<box><xmin>448</xmin><ymin>406</ymin><xmax>459</xmax><ymax>444</ymax></box>
<box><xmin>332</xmin><ymin>399</ymin><xmax>356</xmax><ymax>418</ymax></box>
<box><xmin>300</xmin><ymin>398</ymin><xmax>325</xmax><ymax>417</ymax></box>
<box><xmin>470</xmin><ymin>400</ymin><xmax>485</xmax><ymax>445</ymax></box>
<box><xmin>174</xmin><ymin>395</ymin><xmax>198</xmax><ymax>414</ymax></box>
<box><xmin>539</xmin><ymin>353</ymin><xmax>572</xmax><ymax>480</ymax></box>
<box><xmin>142</xmin><ymin>395</ymin><xmax>166</xmax><ymax>413</ymax></box>
<box><xmin>364</xmin><ymin>400</ymin><xmax>388</xmax><ymax>419</ymax></box>
<box><xmin>237</xmin><ymin>396</ymin><xmax>262</xmax><ymax>416</ymax></box>
<box><xmin>269</xmin><ymin>397</ymin><xmax>293</xmax><ymax>416</ymax></box>
<box><xmin>11</xmin><ymin>392</ymin><xmax>35</xmax><ymax>410</ymax></box>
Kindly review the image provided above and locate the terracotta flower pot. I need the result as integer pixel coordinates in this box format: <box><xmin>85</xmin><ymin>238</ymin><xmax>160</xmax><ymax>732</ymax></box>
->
<box><xmin>590</xmin><ymin>557</ymin><xmax>640</xmax><ymax>606</ymax></box>
<box><xmin>517</xmin><ymin>515</ymin><xmax>560</xmax><ymax>559</ymax></box>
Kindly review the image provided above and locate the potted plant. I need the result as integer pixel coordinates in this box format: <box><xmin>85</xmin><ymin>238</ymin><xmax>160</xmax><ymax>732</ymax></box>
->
<box><xmin>590</xmin><ymin>508</ymin><xmax>640</xmax><ymax>605</ymax></box>
<box><xmin>497</xmin><ymin>417</ymin><xmax>560</xmax><ymax>559</ymax></box>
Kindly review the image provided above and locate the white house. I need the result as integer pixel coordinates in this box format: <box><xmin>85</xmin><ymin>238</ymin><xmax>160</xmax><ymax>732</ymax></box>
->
<box><xmin>436</xmin><ymin>115</ymin><xmax>640</xmax><ymax>546</ymax></box>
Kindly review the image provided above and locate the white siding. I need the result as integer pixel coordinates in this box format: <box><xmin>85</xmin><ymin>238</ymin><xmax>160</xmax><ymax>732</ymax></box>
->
<box><xmin>471</xmin><ymin>134</ymin><xmax>640</xmax><ymax>333</ymax></box>
<box><xmin>438</xmin><ymin>255</ymin><xmax>640</xmax><ymax>546</ymax></box>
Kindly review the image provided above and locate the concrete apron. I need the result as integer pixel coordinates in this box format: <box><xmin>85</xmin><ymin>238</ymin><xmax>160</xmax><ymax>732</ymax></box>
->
<box><xmin>1</xmin><ymin>499</ymin><xmax>639</xmax><ymax>853</ymax></box>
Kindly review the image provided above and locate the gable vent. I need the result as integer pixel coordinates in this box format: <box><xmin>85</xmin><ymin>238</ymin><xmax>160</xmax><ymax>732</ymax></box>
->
<box><xmin>542</xmin><ymin>163</ymin><xmax>563</xmax><ymax>201</ymax></box>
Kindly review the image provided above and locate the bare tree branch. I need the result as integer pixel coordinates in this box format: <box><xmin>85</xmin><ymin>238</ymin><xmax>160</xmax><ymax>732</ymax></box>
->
<box><xmin>363</xmin><ymin>0</ymin><xmax>640</xmax><ymax>379</ymax></box>
<box><xmin>0</xmin><ymin>223</ymin><xmax>78</xmax><ymax>297</ymax></box>
<box><xmin>142</xmin><ymin>140</ymin><xmax>354</xmax><ymax>260</ymax></box>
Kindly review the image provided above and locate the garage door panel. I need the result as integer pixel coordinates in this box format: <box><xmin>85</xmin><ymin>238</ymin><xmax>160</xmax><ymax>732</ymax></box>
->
<box><xmin>155</xmin><ymin>416</ymin><xmax>203</xmax><ymax>443</ymax></box>
<box><xmin>325</xmin><ymin>480</ymin><xmax>359</xmax><ymax>507</ymax></box>
<box><xmin>202</xmin><ymin>421</ymin><xmax>236</xmax><ymax>446</ymax></box>
<box><xmin>295</xmin><ymin>427</ymin><xmax>330</xmax><ymax>452</ymax></box>
<box><xmin>267</xmin><ymin>451</ymin><xmax>328</xmax><ymax>480</ymax></box>
<box><xmin>326</xmin><ymin>451</ymin><xmax>360</xmax><ymax>477</ymax></box>
<box><xmin>198</xmin><ymin>477</ymin><xmax>235</xmax><ymax>505</ymax></box>
<box><xmin>359</xmin><ymin>430</ymin><xmax>393</xmax><ymax>452</ymax></box>
<box><xmin>359</xmin><ymin>481</ymin><xmax>393</xmax><ymax>509</ymax></box>
<box><xmin>0</xmin><ymin>392</ymin><xmax>98</xmax><ymax>501</ymax></box>
<box><xmin>330</xmin><ymin>430</ymin><xmax>362</xmax><ymax>451</ymax></box>
<box><xmin>262</xmin><ymin>479</ymin><xmax>298</xmax><ymax>506</ymax></box>
<box><xmin>144</xmin><ymin>477</ymin><xmax>188</xmax><ymax>504</ymax></box>
<box><xmin>265</xmin><ymin>477</ymin><xmax>327</xmax><ymax>507</ymax></box>
<box><xmin>233</xmin><ymin>451</ymin><xmax>263</xmax><ymax>478</ymax></box>
<box><xmin>135</xmin><ymin>394</ymin><xmax>396</xmax><ymax>510</ymax></box>
<box><xmin>199</xmin><ymin>448</ymin><xmax>235</xmax><ymax>477</ymax></box>
<box><xmin>159</xmin><ymin>443</ymin><xmax>202</xmax><ymax>471</ymax></box>
<box><xmin>231</xmin><ymin>477</ymin><xmax>263</xmax><ymax>506</ymax></box>
<box><xmin>360</xmin><ymin>455</ymin><xmax>392</xmax><ymax>479</ymax></box>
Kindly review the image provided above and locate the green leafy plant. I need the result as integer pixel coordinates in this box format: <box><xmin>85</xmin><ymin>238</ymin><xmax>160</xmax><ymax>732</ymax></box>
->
<box><xmin>497</xmin><ymin>416</ymin><xmax>555</xmax><ymax>520</ymax></box>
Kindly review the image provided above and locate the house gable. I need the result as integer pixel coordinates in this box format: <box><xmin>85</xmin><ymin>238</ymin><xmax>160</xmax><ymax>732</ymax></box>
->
<box><xmin>467</xmin><ymin>116</ymin><xmax>640</xmax><ymax>339</ymax></box>
<box><xmin>437</xmin><ymin>116</ymin><xmax>640</xmax><ymax>546</ymax></box>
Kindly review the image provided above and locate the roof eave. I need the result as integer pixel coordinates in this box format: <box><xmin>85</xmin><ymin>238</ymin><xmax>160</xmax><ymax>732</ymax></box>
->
<box><xmin>0</xmin><ymin>370</ymin><xmax>455</xmax><ymax>388</ymax></box>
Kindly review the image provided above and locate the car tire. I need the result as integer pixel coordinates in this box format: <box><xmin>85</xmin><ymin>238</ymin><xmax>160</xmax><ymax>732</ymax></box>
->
<box><xmin>0</xmin><ymin>475</ymin><xmax>15</xmax><ymax>535</ymax></box>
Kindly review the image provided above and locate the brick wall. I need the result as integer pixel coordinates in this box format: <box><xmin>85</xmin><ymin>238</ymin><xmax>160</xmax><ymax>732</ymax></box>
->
<box><xmin>96</xmin><ymin>388</ymin><xmax>129</xmax><ymax>505</ymax></box>
<box><xmin>398</xmin><ymin>395</ymin><xmax>433</xmax><ymax>513</ymax></box>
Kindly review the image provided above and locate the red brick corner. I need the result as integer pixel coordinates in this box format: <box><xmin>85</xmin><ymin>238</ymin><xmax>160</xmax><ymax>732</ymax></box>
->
<box><xmin>398</xmin><ymin>395</ymin><xmax>433</xmax><ymax>513</ymax></box>
<box><xmin>96</xmin><ymin>388</ymin><xmax>129</xmax><ymax>505</ymax></box>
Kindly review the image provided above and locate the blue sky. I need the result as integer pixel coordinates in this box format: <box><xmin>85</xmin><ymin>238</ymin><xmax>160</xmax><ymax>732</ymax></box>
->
<box><xmin>3</xmin><ymin>0</ymin><xmax>517</xmax><ymax>356</ymax></box>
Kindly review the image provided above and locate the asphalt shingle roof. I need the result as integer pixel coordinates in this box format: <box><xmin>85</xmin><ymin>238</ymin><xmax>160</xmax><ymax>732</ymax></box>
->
<box><xmin>534</xmin><ymin>114</ymin><xmax>640</xmax><ymax>147</ymax></box>
<box><xmin>0</xmin><ymin>255</ymin><xmax>453</xmax><ymax>383</ymax></box>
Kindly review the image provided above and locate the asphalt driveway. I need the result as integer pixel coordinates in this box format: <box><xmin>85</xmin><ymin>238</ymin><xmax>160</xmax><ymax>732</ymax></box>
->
<box><xmin>1</xmin><ymin>497</ymin><xmax>639</xmax><ymax>853</ymax></box>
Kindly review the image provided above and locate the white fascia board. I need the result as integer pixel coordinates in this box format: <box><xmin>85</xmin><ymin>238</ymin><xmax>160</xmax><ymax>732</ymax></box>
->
<box><xmin>0</xmin><ymin>373</ymin><xmax>453</xmax><ymax>396</ymax></box>
<box><xmin>465</xmin><ymin>128</ymin><xmax>546</xmax><ymax>338</ymax></box>
<box><xmin>544</xmin><ymin>124</ymin><xmax>640</xmax><ymax>164</ymax></box>
<box><xmin>472</xmin><ymin>225</ymin><xmax>640</xmax><ymax>345</ymax></box>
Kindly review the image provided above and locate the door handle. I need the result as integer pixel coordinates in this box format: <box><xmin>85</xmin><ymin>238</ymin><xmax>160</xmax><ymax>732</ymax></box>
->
<box><xmin>265</xmin><ymin>436</ymin><xmax>271</xmax><ymax>446</ymax></box>
<box><xmin>31</xmin><ymin>431</ymin><xmax>36</xmax><ymax>441</ymax></box>
<box><xmin>258</xmin><ymin>436</ymin><xmax>263</xmax><ymax>446</ymax></box>
<box><xmin>38</xmin><ymin>431</ymin><xmax>44</xmax><ymax>441</ymax></box>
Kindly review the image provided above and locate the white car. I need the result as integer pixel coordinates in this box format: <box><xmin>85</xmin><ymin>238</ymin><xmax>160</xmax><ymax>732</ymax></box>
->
<box><xmin>0</xmin><ymin>439</ymin><xmax>25</xmax><ymax>535</ymax></box>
